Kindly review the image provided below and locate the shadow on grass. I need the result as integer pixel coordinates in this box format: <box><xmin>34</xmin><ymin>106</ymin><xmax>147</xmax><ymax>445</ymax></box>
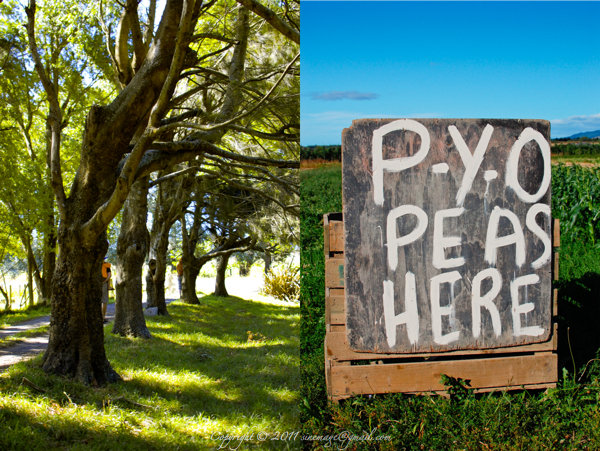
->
<box><xmin>0</xmin><ymin>403</ymin><xmax>195</xmax><ymax>451</ymax></box>
<box><xmin>0</xmin><ymin>293</ymin><xmax>300</xmax><ymax>450</ymax></box>
<box><xmin>556</xmin><ymin>271</ymin><xmax>600</xmax><ymax>377</ymax></box>
<box><xmin>126</xmin><ymin>297</ymin><xmax>298</xmax><ymax>412</ymax></box>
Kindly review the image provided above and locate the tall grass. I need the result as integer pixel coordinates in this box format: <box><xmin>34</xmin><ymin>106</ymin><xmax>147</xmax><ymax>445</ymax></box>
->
<box><xmin>301</xmin><ymin>164</ymin><xmax>600</xmax><ymax>450</ymax></box>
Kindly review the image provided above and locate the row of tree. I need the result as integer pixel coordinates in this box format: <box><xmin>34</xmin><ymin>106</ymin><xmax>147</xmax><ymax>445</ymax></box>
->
<box><xmin>0</xmin><ymin>0</ymin><xmax>299</xmax><ymax>384</ymax></box>
<box><xmin>551</xmin><ymin>143</ymin><xmax>600</xmax><ymax>156</ymax></box>
<box><xmin>300</xmin><ymin>145</ymin><xmax>341</xmax><ymax>161</ymax></box>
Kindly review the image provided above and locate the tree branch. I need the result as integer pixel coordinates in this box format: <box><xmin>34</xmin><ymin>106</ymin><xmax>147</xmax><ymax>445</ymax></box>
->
<box><xmin>144</xmin><ymin>0</ymin><xmax>157</xmax><ymax>46</ymax></box>
<box><xmin>235</xmin><ymin>0</ymin><xmax>299</xmax><ymax>44</ymax></box>
<box><xmin>226</xmin><ymin>123</ymin><xmax>298</xmax><ymax>142</ymax></box>
<box><xmin>98</xmin><ymin>0</ymin><xmax>124</xmax><ymax>91</ymax></box>
<box><xmin>81</xmin><ymin>0</ymin><xmax>197</xmax><ymax>245</ymax></box>
<box><xmin>139</xmin><ymin>139</ymin><xmax>299</xmax><ymax>172</ymax></box>
<box><xmin>191</xmin><ymin>32</ymin><xmax>237</xmax><ymax>44</ymax></box>
<box><xmin>148</xmin><ymin>0</ymin><xmax>196</xmax><ymax>127</ymax></box>
<box><xmin>202</xmin><ymin>154</ymin><xmax>299</xmax><ymax>196</ymax></box>
<box><xmin>127</xmin><ymin>0</ymin><xmax>148</xmax><ymax>72</ymax></box>
<box><xmin>154</xmin><ymin>52</ymin><xmax>298</xmax><ymax>136</ymax></box>
<box><xmin>115</xmin><ymin>6</ymin><xmax>133</xmax><ymax>85</ymax></box>
<box><xmin>25</xmin><ymin>0</ymin><xmax>67</xmax><ymax>222</ymax></box>
<box><xmin>149</xmin><ymin>164</ymin><xmax>201</xmax><ymax>187</ymax></box>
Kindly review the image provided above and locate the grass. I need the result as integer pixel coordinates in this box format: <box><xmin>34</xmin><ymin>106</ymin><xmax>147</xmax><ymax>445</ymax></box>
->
<box><xmin>0</xmin><ymin>295</ymin><xmax>300</xmax><ymax>450</ymax></box>
<box><xmin>0</xmin><ymin>303</ymin><xmax>52</xmax><ymax>329</ymax></box>
<box><xmin>301</xmin><ymin>163</ymin><xmax>600</xmax><ymax>450</ymax></box>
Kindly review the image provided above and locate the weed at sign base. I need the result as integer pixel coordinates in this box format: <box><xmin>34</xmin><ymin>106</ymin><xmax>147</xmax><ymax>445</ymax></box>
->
<box><xmin>0</xmin><ymin>294</ymin><xmax>300</xmax><ymax>450</ymax></box>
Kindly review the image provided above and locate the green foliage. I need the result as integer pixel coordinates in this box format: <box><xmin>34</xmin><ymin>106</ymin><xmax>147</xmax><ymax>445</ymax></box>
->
<box><xmin>552</xmin><ymin>165</ymin><xmax>600</xmax><ymax>246</ymax></box>
<box><xmin>260</xmin><ymin>264</ymin><xmax>300</xmax><ymax>302</ymax></box>
<box><xmin>300</xmin><ymin>165</ymin><xmax>342</xmax><ymax>424</ymax></box>
<box><xmin>440</xmin><ymin>374</ymin><xmax>473</xmax><ymax>405</ymax></box>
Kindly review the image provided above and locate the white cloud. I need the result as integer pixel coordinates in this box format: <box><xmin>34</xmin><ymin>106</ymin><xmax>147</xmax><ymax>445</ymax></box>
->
<box><xmin>550</xmin><ymin>113</ymin><xmax>600</xmax><ymax>138</ymax></box>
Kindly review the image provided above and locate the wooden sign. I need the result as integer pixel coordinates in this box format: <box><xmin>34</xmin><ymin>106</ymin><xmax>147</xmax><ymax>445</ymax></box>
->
<box><xmin>342</xmin><ymin>119</ymin><xmax>552</xmax><ymax>353</ymax></box>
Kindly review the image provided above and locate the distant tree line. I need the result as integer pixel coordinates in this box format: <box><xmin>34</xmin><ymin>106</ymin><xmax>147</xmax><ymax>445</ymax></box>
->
<box><xmin>301</xmin><ymin>145</ymin><xmax>341</xmax><ymax>161</ymax></box>
<box><xmin>552</xmin><ymin>143</ymin><xmax>600</xmax><ymax>156</ymax></box>
<box><xmin>553</xmin><ymin>137</ymin><xmax>600</xmax><ymax>142</ymax></box>
<box><xmin>301</xmin><ymin>140</ymin><xmax>600</xmax><ymax>160</ymax></box>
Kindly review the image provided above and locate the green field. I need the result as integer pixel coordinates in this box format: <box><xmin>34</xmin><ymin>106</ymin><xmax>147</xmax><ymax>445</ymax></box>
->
<box><xmin>301</xmin><ymin>164</ymin><xmax>600</xmax><ymax>450</ymax></box>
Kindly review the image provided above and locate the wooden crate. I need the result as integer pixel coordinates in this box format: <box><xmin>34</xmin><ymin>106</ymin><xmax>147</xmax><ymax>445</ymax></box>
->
<box><xmin>324</xmin><ymin>213</ymin><xmax>559</xmax><ymax>402</ymax></box>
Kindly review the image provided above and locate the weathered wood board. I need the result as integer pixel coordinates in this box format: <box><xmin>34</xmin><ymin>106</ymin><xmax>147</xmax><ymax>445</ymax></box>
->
<box><xmin>329</xmin><ymin>353</ymin><xmax>558</xmax><ymax>397</ymax></box>
<box><xmin>342</xmin><ymin>119</ymin><xmax>552</xmax><ymax>353</ymax></box>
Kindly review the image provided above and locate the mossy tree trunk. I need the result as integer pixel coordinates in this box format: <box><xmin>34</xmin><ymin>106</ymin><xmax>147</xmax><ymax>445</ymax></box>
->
<box><xmin>113</xmin><ymin>176</ymin><xmax>151</xmax><ymax>338</ymax></box>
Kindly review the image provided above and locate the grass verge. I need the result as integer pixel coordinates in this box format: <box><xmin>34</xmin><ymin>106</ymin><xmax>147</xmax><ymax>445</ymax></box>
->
<box><xmin>0</xmin><ymin>304</ymin><xmax>52</xmax><ymax>329</ymax></box>
<box><xmin>0</xmin><ymin>295</ymin><xmax>300</xmax><ymax>450</ymax></box>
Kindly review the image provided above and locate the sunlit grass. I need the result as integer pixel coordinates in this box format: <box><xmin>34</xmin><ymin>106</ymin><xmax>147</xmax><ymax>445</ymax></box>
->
<box><xmin>0</xmin><ymin>295</ymin><xmax>300</xmax><ymax>450</ymax></box>
<box><xmin>0</xmin><ymin>304</ymin><xmax>51</xmax><ymax>328</ymax></box>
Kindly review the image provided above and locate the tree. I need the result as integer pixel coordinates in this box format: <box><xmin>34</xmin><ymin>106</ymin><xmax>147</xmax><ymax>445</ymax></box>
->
<box><xmin>17</xmin><ymin>0</ymin><xmax>298</xmax><ymax>383</ymax></box>
<box><xmin>112</xmin><ymin>176</ymin><xmax>151</xmax><ymax>338</ymax></box>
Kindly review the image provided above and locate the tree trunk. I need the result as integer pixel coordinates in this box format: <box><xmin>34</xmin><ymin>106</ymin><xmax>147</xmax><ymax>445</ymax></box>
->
<box><xmin>152</xmin><ymin>246</ymin><xmax>169</xmax><ymax>315</ymax></box>
<box><xmin>41</xmin><ymin>186</ymin><xmax>57</xmax><ymax>304</ymax></box>
<box><xmin>147</xmin><ymin>232</ymin><xmax>170</xmax><ymax>315</ymax></box>
<box><xmin>264</xmin><ymin>250</ymin><xmax>272</xmax><ymax>274</ymax></box>
<box><xmin>27</xmin><ymin>235</ymin><xmax>34</xmax><ymax>307</ymax></box>
<box><xmin>113</xmin><ymin>177</ymin><xmax>151</xmax><ymax>338</ymax></box>
<box><xmin>145</xmin><ymin>260</ymin><xmax>157</xmax><ymax>308</ymax></box>
<box><xmin>214</xmin><ymin>252</ymin><xmax>233</xmax><ymax>297</ymax></box>
<box><xmin>41</xmin><ymin>224</ymin><xmax>56</xmax><ymax>304</ymax></box>
<box><xmin>239</xmin><ymin>261</ymin><xmax>250</xmax><ymax>277</ymax></box>
<box><xmin>181</xmin><ymin>262</ymin><xmax>200</xmax><ymax>304</ymax></box>
<box><xmin>34</xmin><ymin>0</ymin><xmax>185</xmax><ymax>384</ymax></box>
<box><xmin>42</xmin><ymin>229</ymin><xmax>120</xmax><ymax>385</ymax></box>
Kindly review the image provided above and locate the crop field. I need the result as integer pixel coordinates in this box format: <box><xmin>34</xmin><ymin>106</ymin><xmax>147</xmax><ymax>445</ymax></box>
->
<box><xmin>301</xmin><ymin>164</ymin><xmax>600</xmax><ymax>450</ymax></box>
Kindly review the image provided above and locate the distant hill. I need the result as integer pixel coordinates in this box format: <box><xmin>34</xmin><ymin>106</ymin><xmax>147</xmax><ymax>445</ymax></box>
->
<box><xmin>567</xmin><ymin>130</ymin><xmax>600</xmax><ymax>139</ymax></box>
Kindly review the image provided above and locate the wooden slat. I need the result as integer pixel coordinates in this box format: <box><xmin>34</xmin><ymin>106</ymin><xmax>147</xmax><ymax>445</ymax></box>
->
<box><xmin>323</xmin><ymin>214</ymin><xmax>331</xmax><ymax>257</ymax></box>
<box><xmin>329</xmin><ymin>353</ymin><xmax>558</xmax><ymax>397</ymax></box>
<box><xmin>553</xmin><ymin>219</ymin><xmax>560</xmax><ymax>247</ymax></box>
<box><xmin>553</xmin><ymin>252</ymin><xmax>559</xmax><ymax>280</ymax></box>
<box><xmin>325</xmin><ymin>323</ymin><xmax>558</xmax><ymax>361</ymax></box>
<box><xmin>327</xmin><ymin>287</ymin><xmax>344</xmax><ymax>297</ymax></box>
<box><xmin>325</xmin><ymin>353</ymin><xmax>332</xmax><ymax>398</ymax></box>
<box><xmin>329</xmin><ymin>221</ymin><xmax>344</xmax><ymax>253</ymax></box>
<box><xmin>325</xmin><ymin>258</ymin><xmax>344</xmax><ymax>288</ymax></box>
<box><xmin>327</xmin><ymin>295</ymin><xmax>345</xmax><ymax>325</ymax></box>
<box><xmin>553</xmin><ymin>289</ymin><xmax>558</xmax><ymax>317</ymax></box>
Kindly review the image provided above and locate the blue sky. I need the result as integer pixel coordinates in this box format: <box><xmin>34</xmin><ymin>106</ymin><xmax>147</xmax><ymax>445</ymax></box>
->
<box><xmin>301</xmin><ymin>1</ymin><xmax>600</xmax><ymax>145</ymax></box>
